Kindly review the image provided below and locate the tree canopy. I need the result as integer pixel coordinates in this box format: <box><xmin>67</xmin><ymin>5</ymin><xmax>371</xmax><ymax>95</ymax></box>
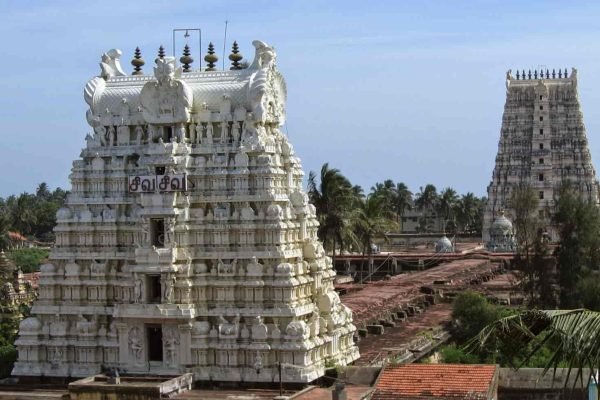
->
<box><xmin>0</xmin><ymin>182</ymin><xmax>66</xmax><ymax>247</ymax></box>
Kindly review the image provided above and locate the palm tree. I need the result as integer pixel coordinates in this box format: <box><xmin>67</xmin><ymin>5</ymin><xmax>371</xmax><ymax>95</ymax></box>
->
<box><xmin>469</xmin><ymin>309</ymin><xmax>600</xmax><ymax>385</ymax></box>
<box><xmin>456</xmin><ymin>192</ymin><xmax>479</xmax><ymax>233</ymax></box>
<box><xmin>35</xmin><ymin>182</ymin><xmax>51</xmax><ymax>200</ymax></box>
<box><xmin>354</xmin><ymin>195</ymin><xmax>397</xmax><ymax>280</ymax></box>
<box><xmin>415</xmin><ymin>184</ymin><xmax>438</xmax><ymax>210</ymax></box>
<box><xmin>307</xmin><ymin>163</ymin><xmax>359</xmax><ymax>264</ymax></box>
<box><xmin>437</xmin><ymin>187</ymin><xmax>459</xmax><ymax>232</ymax></box>
<box><xmin>9</xmin><ymin>193</ymin><xmax>37</xmax><ymax>236</ymax></box>
<box><xmin>370</xmin><ymin>179</ymin><xmax>396</xmax><ymax>211</ymax></box>
<box><xmin>414</xmin><ymin>184</ymin><xmax>438</xmax><ymax>233</ymax></box>
<box><xmin>392</xmin><ymin>182</ymin><xmax>412</xmax><ymax>232</ymax></box>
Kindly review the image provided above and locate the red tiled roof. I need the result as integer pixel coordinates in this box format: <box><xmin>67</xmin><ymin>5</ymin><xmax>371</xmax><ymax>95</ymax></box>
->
<box><xmin>22</xmin><ymin>272</ymin><xmax>40</xmax><ymax>289</ymax></box>
<box><xmin>8</xmin><ymin>231</ymin><xmax>27</xmax><ymax>241</ymax></box>
<box><xmin>372</xmin><ymin>364</ymin><xmax>498</xmax><ymax>400</ymax></box>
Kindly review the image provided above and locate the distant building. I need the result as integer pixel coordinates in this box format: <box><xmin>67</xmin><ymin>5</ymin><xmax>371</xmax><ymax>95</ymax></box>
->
<box><xmin>400</xmin><ymin>208</ymin><xmax>443</xmax><ymax>234</ymax></box>
<box><xmin>483</xmin><ymin>69</ymin><xmax>600</xmax><ymax>242</ymax></box>
<box><xmin>372</xmin><ymin>363</ymin><xmax>499</xmax><ymax>400</ymax></box>
<box><xmin>7</xmin><ymin>232</ymin><xmax>28</xmax><ymax>250</ymax></box>
<box><xmin>0</xmin><ymin>251</ymin><xmax>35</xmax><ymax>320</ymax></box>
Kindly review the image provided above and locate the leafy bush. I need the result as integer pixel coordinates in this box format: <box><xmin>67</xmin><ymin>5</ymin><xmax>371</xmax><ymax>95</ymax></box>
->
<box><xmin>451</xmin><ymin>291</ymin><xmax>508</xmax><ymax>342</ymax></box>
<box><xmin>440</xmin><ymin>344</ymin><xmax>480</xmax><ymax>364</ymax></box>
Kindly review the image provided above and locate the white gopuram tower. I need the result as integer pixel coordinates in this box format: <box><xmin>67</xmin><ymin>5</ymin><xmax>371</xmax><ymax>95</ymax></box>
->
<box><xmin>13</xmin><ymin>40</ymin><xmax>359</xmax><ymax>382</ymax></box>
<box><xmin>483</xmin><ymin>68</ymin><xmax>600</xmax><ymax>242</ymax></box>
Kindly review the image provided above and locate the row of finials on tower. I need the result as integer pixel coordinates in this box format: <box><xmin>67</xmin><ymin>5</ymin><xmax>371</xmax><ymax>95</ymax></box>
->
<box><xmin>514</xmin><ymin>68</ymin><xmax>569</xmax><ymax>80</ymax></box>
<box><xmin>129</xmin><ymin>41</ymin><xmax>245</xmax><ymax>76</ymax></box>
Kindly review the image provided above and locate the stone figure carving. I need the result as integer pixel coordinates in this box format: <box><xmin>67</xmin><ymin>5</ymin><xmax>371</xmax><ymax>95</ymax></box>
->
<box><xmin>99</xmin><ymin>49</ymin><xmax>126</xmax><ymax>79</ymax></box>
<box><xmin>134</xmin><ymin>125</ymin><xmax>144</xmax><ymax>145</ymax></box>
<box><xmin>139</xmin><ymin>57</ymin><xmax>193</xmax><ymax>124</ymax></box>
<box><xmin>248</xmin><ymin>41</ymin><xmax>278</xmax><ymax>122</ymax></box>
<box><xmin>195</xmin><ymin>123</ymin><xmax>203</xmax><ymax>144</ymax></box>
<box><xmin>163</xmin><ymin>274</ymin><xmax>175</xmax><ymax>303</ymax></box>
<box><xmin>246</xmin><ymin>257</ymin><xmax>263</xmax><ymax>276</ymax></box>
<box><xmin>128</xmin><ymin>327</ymin><xmax>143</xmax><ymax>363</ymax></box>
<box><xmin>49</xmin><ymin>347</ymin><xmax>63</xmax><ymax>365</ymax></box>
<box><xmin>76</xmin><ymin>314</ymin><xmax>96</xmax><ymax>335</ymax></box>
<box><xmin>232</xmin><ymin>122</ymin><xmax>242</xmax><ymax>143</ymax></box>
<box><xmin>102</xmin><ymin>206</ymin><xmax>115</xmax><ymax>221</ymax></box>
<box><xmin>95</xmin><ymin>126</ymin><xmax>107</xmax><ymax>146</ymax></box>
<box><xmin>164</xmin><ymin>329</ymin><xmax>179</xmax><ymax>366</ymax></box>
<box><xmin>147</xmin><ymin>125</ymin><xmax>158</xmax><ymax>142</ymax></box>
<box><xmin>218</xmin><ymin>314</ymin><xmax>240</xmax><ymax>337</ymax></box>
<box><xmin>241</xmin><ymin>113</ymin><xmax>254</xmax><ymax>140</ymax></box>
<box><xmin>240</xmin><ymin>203</ymin><xmax>255</xmax><ymax>220</ymax></box>
<box><xmin>205</xmin><ymin>122</ymin><xmax>213</xmax><ymax>144</ymax></box>
<box><xmin>220</xmin><ymin>121</ymin><xmax>228</xmax><ymax>143</ymax></box>
<box><xmin>165</xmin><ymin>218</ymin><xmax>175</xmax><ymax>246</ymax></box>
<box><xmin>253</xmin><ymin>351</ymin><xmax>263</xmax><ymax>373</ymax></box>
<box><xmin>140</xmin><ymin>222</ymin><xmax>150</xmax><ymax>247</ymax></box>
<box><xmin>217</xmin><ymin>259</ymin><xmax>233</xmax><ymax>274</ymax></box>
<box><xmin>133</xmin><ymin>274</ymin><xmax>143</xmax><ymax>303</ymax></box>
<box><xmin>285</xmin><ymin>320</ymin><xmax>308</xmax><ymax>340</ymax></box>
<box><xmin>309</xmin><ymin>310</ymin><xmax>320</xmax><ymax>338</ymax></box>
<box><xmin>251</xmin><ymin>316</ymin><xmax>268</xmax><ymax>340</ymax></box>
<box><xmin>107</xmin><ymin>125</ymin><xmax>116</xmax><ymax>147</ymax></box>
<box><xmin>174</xmin><ymin>124</ymin><xmax>186</xmax><ymax>143</ymax></box>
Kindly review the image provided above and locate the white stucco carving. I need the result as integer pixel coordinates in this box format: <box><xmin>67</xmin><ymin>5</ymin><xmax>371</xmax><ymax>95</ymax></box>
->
<box><xmin>13</xmin><ymin>39</ymin><xmax>358</xmax><ymax>383</ymax></box>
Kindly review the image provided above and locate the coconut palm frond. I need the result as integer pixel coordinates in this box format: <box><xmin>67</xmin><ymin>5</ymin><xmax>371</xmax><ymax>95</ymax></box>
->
<box><xmin>467</xmin><ymin>309</ymin><xmax>600</xmax><ymax>389</ymax></box>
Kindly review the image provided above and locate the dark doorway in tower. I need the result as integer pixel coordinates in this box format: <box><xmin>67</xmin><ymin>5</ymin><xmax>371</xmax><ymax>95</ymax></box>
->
<box><xmin>147</xmin><ymin>325</ymin><xmax>163</xmax><ymax>362</ymax></box>
<box><xmin>151</xmin><ymin>218</ymin><xmax>165</xmax><ymax>247</ymax></box>
<box><xmin>148</xmin><ymin>275</ymin><xmax>162</xmax><ymax>303</ymax></box>
<box><xmin>165</xmin><ymin>126</ymin><xmax>173</xmax><ymax>142</ymax></box>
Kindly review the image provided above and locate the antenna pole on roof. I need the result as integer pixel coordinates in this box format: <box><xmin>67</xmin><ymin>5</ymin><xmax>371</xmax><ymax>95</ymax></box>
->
<box><xmin>222</xmin><ymin>19</ymin><xmax>229</xmax><ymax>70</ymax></box>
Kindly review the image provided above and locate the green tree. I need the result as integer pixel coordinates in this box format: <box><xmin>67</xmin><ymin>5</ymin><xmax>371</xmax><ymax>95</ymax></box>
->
<box><xmin>554</xmin><ymin>182</ymin><xmax>600</xmax><ymax>308</ymax></box>
<box><xmin>0</xmin><ymin>204</ymin><xmax>10</xmax><ymax>251</ymax></box>
<box><xmin>354</xmin><ymin>195</ymin><xmax>397</xmax><ymax>280</ymax></box>
<box><xmin>451</xmin><ymin>291</ymin><xmax>502</xmax><ymax>343</ymax></box>
<box><xmin>439</xmin><ymin>344</ymin><xmax>480</xmax><ymax>364</ymax></box>
<box><xmin>307</xmin><ymin>163</ymin><xmax>360</xmax><ymax>263</ymax></box>
<box><xmin>437</xmin><ymin>187</ymin><xmax>459</xmax><ymax>232</ymax></box>
<box><xmin>8</xmin><ymin>248</ymin><xmax>49</xmax><ymax>273</ymax></box>
<box><xmin>370</xmin><ymin>179</ymin><xmax>396</xmax><ymax>212</ymax></box>
<box><xmin>414</xmin><ymin>184</ymin><xmax>438</xmax><ymax>233</ymax></box>
<box><xmin>35</xmin><ymin>182</ymin><xmax>51</xmax><ymax>201</ymax></box>
<box><xmin>469</xmin><ymin>309</ymin><xmax>596</xmax><ymax>378</ymax></box>
<box><xmin>455</xmin><ymin>192</ymin><xmax>482</xmax><ymax>234</ymax></box>
<box><xmin>510</xmin><ymin>184</ymin><xmax>543</xmax><ymax>305</ymax></box>
<box><xmin>9</xmin><ymin>193</ymin><xmax>38</xmax><ymax>236</ymax></box>
<box><xmin>392</xmin><ymin>182</ymin><xmax>413</xmax><ymax>232</ymax></box>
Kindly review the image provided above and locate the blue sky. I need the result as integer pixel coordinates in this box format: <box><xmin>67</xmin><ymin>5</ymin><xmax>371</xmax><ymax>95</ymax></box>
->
<box><xmin>2</xmin><ymin>0</ymin><xmax>600</xmax><ymax>197</ymax></box>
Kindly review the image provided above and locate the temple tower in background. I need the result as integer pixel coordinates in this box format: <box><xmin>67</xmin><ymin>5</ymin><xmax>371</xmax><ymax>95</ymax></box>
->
<box><xmin>483</xmin><ymin>68</ymin><xmax>600</xmax><ymax>242</ymax></box>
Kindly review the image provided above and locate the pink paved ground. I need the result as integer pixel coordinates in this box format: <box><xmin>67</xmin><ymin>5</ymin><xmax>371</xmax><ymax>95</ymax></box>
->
<box><xmin>340</xmin><ymin>259</ymin><xmax>499</xmax><ymax>327</ymax></box>
<box><xmin>354</xmin><ymin>302</ymin><xmax>453</xmax><ymax>366</ymax></box>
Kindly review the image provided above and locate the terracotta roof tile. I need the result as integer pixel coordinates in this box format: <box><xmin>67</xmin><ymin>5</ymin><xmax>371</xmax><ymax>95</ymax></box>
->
<box><xmin>372</xmin><ymin>363</ymin><xmax>498</xmax><ymax>400</ymax></box>
<box><xmin>8</xmin><ymin>231</ymin><xmax>27</xmax><ymax>241</ymax></box>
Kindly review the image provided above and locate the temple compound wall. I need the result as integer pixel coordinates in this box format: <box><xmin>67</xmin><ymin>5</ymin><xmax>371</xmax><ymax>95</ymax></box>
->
<box><xmin>483</xmin><ymin>68</ymin><xmax>600</xmax><ymax>242</ymax></box>
<box><xmin>13</xmin><ymin>39</ymin><xmax>359</xmax><ymax>382</ymax></box>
